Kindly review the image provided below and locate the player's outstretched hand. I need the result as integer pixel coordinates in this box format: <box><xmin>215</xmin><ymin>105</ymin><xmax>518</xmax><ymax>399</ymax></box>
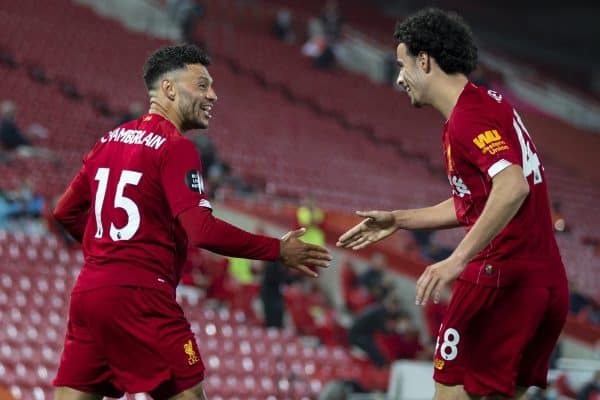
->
<box><xmin>336</xmin><ymin>210</ymin><xmax>397</xmax><ymax>250</ymax></box>
<box><xmin>415</xmin><ymin>256</ymin><xmax>465</xmax><ymax>306</ymax></box>
<box><xmin>280</xmin><ymin>228</ymin><xmax>332</xmax><ymax>278</ymax></box>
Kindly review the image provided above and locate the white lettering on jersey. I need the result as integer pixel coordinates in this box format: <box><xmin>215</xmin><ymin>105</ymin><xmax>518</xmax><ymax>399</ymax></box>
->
<box><xmin>100</xmin><ymin>128</ymin><xmax>166</xmax><ymax>150</ymax></box>
<box><xmin>449</xmin><ymin>175</ymin><xmax>471</xmax><ymax>198</ymax></box>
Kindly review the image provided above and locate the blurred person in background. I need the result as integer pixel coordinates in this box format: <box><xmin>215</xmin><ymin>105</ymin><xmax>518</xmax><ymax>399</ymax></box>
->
<box><xmin>189</xmin><ymin>133</ymin><xmax>218</xmax><ymax>179</ymax></box>
<box><xmin>0</xmin><ymin>179</ymin><xmax>45</xmax><ymax>230</ymax></box>
<box><xmin>0</xmin><ymin>100</ymin><xmax>31</xmax><ymax>152</ymax></box>
<box><xmin>576</xmin><ymin>371</ymin><xmax>600</xmax><ymax>400</ymax></box>
<box><xmin>319</xmin><ymin>0</ymin><xmax>343</xmax><ymax>45</ymax></box>
<box><xmin>302</xmin><ymin>20</ymin><xmax>337</xmax><ymax>70</ymax></box>
<box><xmin>284</xmin><ymin>277</ymin><xmax>345</xmax><ymax>345</ymax></box>
<box><xmin>227</xmin><ymin>236</ymin><xmax>264</xmax><ymax>321</ymax></box>
<box><xmin>0</xmin><ymin>100</ymin><xmax>57</xmax><ymax>161</ymax></box>
<box><xmin>357</xmin><ymin>252</ymin><xmax>393</xmax><ymax>301</ymax></box>
<box><xmin>51</xmin><ymin>44</ymin><xmax>331</xmax><ymax>400</ymax></box>
<box><xmin>412</xmin><ymin>229</ymin><xmax>454</xmax><ymax>262</ymax></box>
<box><xmin>569</xmin><ymin>279</ymin><xmax>592</xmax><ymax>315</ymax></box>
<box><xmin>375</xmin><ymin>308</ymin><xmax>427</xmax><ymax>362</ymax></box>
<box><xmin>296</xmin><ymin>195</ymin><xmax>326</xmax><ymax>247</ymax></box>
<box><xmin>272</xmin><ymin>8</ymin><xmax>296</xmax><ymax>43</ymax></box>
<box><xmin>10</xmin><ymin>178</ymin><xmax>44</xmax><ymax>219</ymax></box>
<box><xmin>338</xmin><ymin>8</ymin><xmax>568</xmax><ymax>399</ymax></box>
<box><xmin>347</xmin><ymin>293</ymin><xmax>405</xmax><ymax>367</ymax></box>
<box><xmin>579</xmin><ymin>301</ymin><xmax>600</xmax><ymax>326</ymax></box>
<box><xmin>340</xmin><ymin>257</ymin><xmax>377</xmax><ymax>313</ymax></box>
<box><xmin>260</xmin><ymin>258</ymin><xmax>288</xmax><ymax>328</ymax></box>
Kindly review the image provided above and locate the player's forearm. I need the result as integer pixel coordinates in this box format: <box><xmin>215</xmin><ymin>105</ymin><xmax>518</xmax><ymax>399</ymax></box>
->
<box><xmin>179</xmin><ymin>206</ymin><xmax>280</xmax><ymax>260</ymax></box>
<box><xmin>451</xmin><ymin>166</ymin><xmax>529</xmax><ymax>265</ymax></box>
<box><xmin>392</xmin><ymin>198</ymin><xmax>460</xmax><ymax>230</ymax></box>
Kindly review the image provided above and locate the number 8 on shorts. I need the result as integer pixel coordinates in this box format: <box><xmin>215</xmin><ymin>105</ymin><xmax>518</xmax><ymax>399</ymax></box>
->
<box><xmin>436</xmin><ymin>328</ymin><xmax>460</xmax><ymax>361</ymax></box>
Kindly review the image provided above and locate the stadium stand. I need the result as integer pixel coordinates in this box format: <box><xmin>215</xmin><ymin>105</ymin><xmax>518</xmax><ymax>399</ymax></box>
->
<box><xmin>195</xmin><ymin>1</ymin><xmax>600</xmax><ymax>299</ymax></box>
<box><xmin>0</xmin><ymin>229</ymin><xmax>392</xmax><ymax>399</ymax></box>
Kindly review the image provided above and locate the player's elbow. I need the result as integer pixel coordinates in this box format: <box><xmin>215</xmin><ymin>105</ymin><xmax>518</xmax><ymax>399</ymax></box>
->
<box><xmin>514</xmin><ymin>178</ymin><xmax>530</xmax><ymax>201</ymax></box>
<box><xmin>178</xmin><ymin>206</ymin><xmax>214</xmax><ymax>248</ymax></box>
<box><xmin>53</xmin><ymin>204</ymin><xmax>68</xmax><ymax>225</ymax></box>
<box><xmin>185</xmin><ymin>228</ymin><xmax>209</xmax><ymax>248</ymax></box>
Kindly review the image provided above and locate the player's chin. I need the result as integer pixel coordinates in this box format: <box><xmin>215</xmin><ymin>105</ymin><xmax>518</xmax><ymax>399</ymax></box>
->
<box><xmin>195</xmin><ymin>117</ymin><xmax>210</xmax><ymax>129</ymax></box>
<box><xmin>411</xmin><ymin>97</ymin><xmax>423</xmax><ymax>108</ymax></box>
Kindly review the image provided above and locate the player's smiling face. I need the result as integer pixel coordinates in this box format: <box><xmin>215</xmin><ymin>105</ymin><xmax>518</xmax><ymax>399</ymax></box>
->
<box><xmin>175</xmin><ymin>64</ymin><xmax>217</xmax><ymax>130</ymax></box>
<box><xmin>396</xmin><ymin>43</ymin><xmax>427</xmax><ymax>108</ymax></box>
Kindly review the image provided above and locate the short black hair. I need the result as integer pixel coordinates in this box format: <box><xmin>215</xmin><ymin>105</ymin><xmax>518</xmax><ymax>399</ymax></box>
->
<box><xmin>143</xmin><ymin>44</ymin><xmax>211</xmax><ymax>91</ymax></box>
<box><xmin>394</xmin><ymin>8</ymin><xmax>477</xmax><ymax>75</ymax></box>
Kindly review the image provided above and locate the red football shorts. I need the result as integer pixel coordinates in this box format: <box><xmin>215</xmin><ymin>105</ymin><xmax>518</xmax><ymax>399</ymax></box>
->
<box><xmin>53</xmin><ymin>286</ymin><xmax>205</xmax><ymax>398</ymax></box>
<box><xmin>433</xmin><ymin>279</ymin><xmax>568</xmax><ymax>397</ymax></box>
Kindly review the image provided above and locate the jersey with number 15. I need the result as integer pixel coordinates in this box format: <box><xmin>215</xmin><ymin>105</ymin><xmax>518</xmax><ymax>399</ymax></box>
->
<box><xmin>67</xmin><ymin>114</ymin><xmax>211</xmax><ymax>294</ymax></box>
<box><xmin>442</xmin><ymin>83</ymin><xmax>566</xmax><ymax>288</ymax></box>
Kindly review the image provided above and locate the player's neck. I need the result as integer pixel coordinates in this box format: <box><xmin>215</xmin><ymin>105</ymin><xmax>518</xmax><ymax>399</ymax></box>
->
<box><xmin>431</xmin><ymin>75</ymin><xmax>469</xmax><ymax>120</ymax></box>
<box><xmin>148</xmin><ymin>102</ymin><xmax>183</xmax><ymax>132</ymax></box>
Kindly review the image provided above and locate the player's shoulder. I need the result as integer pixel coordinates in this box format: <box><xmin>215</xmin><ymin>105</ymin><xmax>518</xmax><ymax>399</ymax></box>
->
<box><xmin>455</xmin><ymin>83</ymin><xmax>510</xmax><ymax>115</ymax></box>
<box><xmin>450</xmin><ymin>83</ymin><xmax>511</xmax><ymax>131</ymax></box>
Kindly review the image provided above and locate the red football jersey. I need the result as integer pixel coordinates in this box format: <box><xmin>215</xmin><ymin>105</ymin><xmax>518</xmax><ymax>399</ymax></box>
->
<box><xmin>68</xmin><ymin>114</ymin><xmax>211</xmax><ymax>293</ymax></box>
<box><xmin>442</xmin><ymin>83</ymin><xmax>566</xmax><ymax>287</ymax></box>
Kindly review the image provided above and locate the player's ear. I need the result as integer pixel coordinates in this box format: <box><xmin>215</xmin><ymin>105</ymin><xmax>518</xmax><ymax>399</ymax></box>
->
<box><xmin>161</xmin><ymin>78</ymin><xmax>176</xmax><ymax>101</ymax></box>
<box><xmin>417</xmin><ymin>52</ymin><xmax>431</xmax><ymax>73</ymax></box>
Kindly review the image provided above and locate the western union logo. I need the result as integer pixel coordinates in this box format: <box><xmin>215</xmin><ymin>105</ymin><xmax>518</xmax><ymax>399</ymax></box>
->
<box><xmin>472</xmin><ymin>130</ymin><xmax>501</xmax><ymax>149</ymax></box>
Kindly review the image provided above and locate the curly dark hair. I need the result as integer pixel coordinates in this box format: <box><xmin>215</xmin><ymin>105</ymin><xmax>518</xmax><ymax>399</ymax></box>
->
<box><xmin>393</xmin><ymin>8</ymin><xmax>477</xmax><ymax>75</ymax></box>
<box><xmin>143</xmin><ymin>44</ymin><xmax>211</xmax><ymax>91</ymax></box>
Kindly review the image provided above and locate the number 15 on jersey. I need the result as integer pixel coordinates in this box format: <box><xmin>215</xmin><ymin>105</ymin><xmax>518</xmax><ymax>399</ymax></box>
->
<box><xmin>94</xmin><ymin>168</ymin><xmax>143</xmax><ymax>241</ymax></box>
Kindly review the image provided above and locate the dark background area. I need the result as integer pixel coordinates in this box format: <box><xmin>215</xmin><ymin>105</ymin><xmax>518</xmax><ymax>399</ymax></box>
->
<box><xmin>380</xmin><ymin>0</ymin><xmax>600</xmax><ymax>93</ymax></box>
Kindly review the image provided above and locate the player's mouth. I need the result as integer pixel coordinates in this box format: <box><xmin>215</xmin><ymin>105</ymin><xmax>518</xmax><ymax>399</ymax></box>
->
<box><xmin>200</xmin><ymin>103</ymin><xmax>213</xmax><ymax>119</ymax></box>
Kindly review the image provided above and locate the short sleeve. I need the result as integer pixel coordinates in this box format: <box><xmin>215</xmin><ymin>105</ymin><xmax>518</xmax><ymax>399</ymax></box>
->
<box><xmin>160</xmin><ymin>138</ymin><xmax>211</xmax><ymax>218</ymax></box>
<box><xmin>451</xmin><ymin>108</ymin><xmax>521</xmax><ymax>179</ymax></box>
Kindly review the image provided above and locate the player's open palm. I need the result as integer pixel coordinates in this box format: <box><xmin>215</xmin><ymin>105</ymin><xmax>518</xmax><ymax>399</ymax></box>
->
<box><xmin>336</xmin><ymin>210</ymin><xmax>397</xmax><ymax>250</ymax></box>
<box><xmin>280</xmin><ymin>228</ymin><xmax>332</xmax><ymax>277</ymax></box>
